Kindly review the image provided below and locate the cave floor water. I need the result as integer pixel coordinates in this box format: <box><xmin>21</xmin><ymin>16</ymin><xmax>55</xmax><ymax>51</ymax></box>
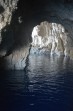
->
<box><xmin>0</xmin><ymin>54</ymin><xmax>73</xmax><ymax>111</ymax></box>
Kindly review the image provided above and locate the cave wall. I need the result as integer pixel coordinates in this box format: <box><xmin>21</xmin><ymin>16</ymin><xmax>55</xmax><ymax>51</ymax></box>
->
<box><xmin>0</xmin><ymin>0</ymin><xmax>73</xmax><ymax>69</ymax></box>
<box><xmin>0</xmin><ymin>0</ymin><xmax>32</xmax><ymax>70</ymax></box>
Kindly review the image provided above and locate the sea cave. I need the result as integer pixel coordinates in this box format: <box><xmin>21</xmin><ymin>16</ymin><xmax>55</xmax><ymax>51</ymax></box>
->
<box><xmin>0</xmin><ymin>0</ymin><xmax>73</xmax><ymax>111</ymax></box>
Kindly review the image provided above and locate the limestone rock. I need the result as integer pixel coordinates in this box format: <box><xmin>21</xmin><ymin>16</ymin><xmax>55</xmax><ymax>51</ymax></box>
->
<box><xmin>31</xmin><ymin>21</ymin><xmax>73</xmax><ymax>58</ymax></box>
<box><xmin>0</xmin><ymin>0</ymin><xmax>18</xmax><ymax>44</ymax></box>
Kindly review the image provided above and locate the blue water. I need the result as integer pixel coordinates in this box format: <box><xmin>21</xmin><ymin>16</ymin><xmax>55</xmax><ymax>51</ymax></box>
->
<box><xmin>0</xmin><ymin>54</ymin><xmax>73</xmax><ymax>111</ymax></box>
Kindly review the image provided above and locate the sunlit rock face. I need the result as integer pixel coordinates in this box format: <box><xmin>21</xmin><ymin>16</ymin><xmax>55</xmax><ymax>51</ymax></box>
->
<box><xmin>31</xmin><ymin>21</ymin><xmax>73</xmax><ymax>57</ymax></box>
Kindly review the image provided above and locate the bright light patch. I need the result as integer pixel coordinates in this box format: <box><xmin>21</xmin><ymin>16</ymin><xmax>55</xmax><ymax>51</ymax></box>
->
<box><xmin>31</xmin><ymin>21</ymin><xmax>73</xmax><ymax>57</ymax></box>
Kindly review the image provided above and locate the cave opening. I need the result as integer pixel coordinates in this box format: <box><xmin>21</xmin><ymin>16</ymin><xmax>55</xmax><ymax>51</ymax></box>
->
<box><xmin>0</xmin><ymin>0</ymin><xmax>73</xmax><ymax>70</ymax></box>
<box><xmin>31</xmin><ymin>21</ymin><xmax>73</xmax><ymax>57</ymax></box>
<box><xmin>1</xmin><ymin>1</ymin><xmax>73</xmax><ymax>111</ymax></box>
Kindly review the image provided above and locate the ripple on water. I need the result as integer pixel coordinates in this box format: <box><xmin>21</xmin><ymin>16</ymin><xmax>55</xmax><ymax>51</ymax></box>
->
<box><xmin>0</xmin><ymin>55</ymin><xmax>73</xmax><ymax>111</ymax></box>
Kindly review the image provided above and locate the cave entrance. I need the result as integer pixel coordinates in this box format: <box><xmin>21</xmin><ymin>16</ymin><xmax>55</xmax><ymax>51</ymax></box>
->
<box><xmin>31</xmin><ymin>21</ymin><xmax>72</xmax><ymax>56</ymax></box>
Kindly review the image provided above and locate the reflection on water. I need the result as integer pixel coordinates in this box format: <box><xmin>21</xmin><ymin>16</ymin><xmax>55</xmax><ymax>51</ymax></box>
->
<box><xmin>0</xmin><ymin>55</ymin><xmax>73</xmax><ymax>111</ymax></box>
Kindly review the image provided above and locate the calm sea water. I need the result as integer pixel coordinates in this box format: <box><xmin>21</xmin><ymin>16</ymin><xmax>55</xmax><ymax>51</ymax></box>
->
<box><xmin>0</xmin><ymin>54</ymin><xmax>73</xmax><ymax>111</ymax></box>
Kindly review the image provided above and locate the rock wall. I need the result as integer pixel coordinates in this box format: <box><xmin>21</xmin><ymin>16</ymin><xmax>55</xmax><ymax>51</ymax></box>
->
<box><xmin>0</xmin><ymin>0</ymin><xmax>30</xmax><ymax>70</ymax></box>
<box><xmin>31</xmin><ymin>21</ymin><xmax>73</xmax><ymax>58</ymax></box>
<box><xmin>0</xmin><ymin>0</ymin><xmax>73</xmax><ymax>69</ymax></box>
<box><xmin>0</xmin><ymin>0</ymin><xmax>31</xmax><ymax>70</ymax></box>
<box><xmin>0</xmin><ymin>0</ymin><xmax>18</xmax><ymax>43</ymax></box>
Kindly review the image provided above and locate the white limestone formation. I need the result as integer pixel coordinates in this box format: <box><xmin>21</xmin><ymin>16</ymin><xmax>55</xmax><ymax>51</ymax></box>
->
<box><xmin>31</xmin><ymin>21</ymin><xmax>73</xmax><ymax>58</ymax></box>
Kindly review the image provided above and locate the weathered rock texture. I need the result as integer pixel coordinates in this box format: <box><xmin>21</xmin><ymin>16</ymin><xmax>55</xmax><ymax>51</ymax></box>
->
<box><xmin>0</xmin><ymin>0</ymin><xmax>18</xmax><ymax>43</ymax></box>
<box><xmin>31</xmin><ymin>21</ymin><xmax>73</xmax><ymax>57</ymax></box>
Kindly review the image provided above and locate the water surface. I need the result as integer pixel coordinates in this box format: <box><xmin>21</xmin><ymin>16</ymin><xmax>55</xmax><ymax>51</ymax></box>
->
<box><xmin>0</xmin><ymin>54</ymin><xmax>73</xmax><ymax>111</ymax></box>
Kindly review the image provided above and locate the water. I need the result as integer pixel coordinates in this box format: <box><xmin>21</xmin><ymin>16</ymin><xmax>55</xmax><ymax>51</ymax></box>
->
<box><xmin>0</xmin><ymin>54</ymin><xmax>73</xmax><ymax>111</ymax></box>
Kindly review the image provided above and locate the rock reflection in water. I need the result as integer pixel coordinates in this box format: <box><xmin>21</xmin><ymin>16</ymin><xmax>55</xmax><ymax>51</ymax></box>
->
<box><xmin>0</xmin><ymin>55</ymin><xmax>73</xmax><ymax>111</ymax></box>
